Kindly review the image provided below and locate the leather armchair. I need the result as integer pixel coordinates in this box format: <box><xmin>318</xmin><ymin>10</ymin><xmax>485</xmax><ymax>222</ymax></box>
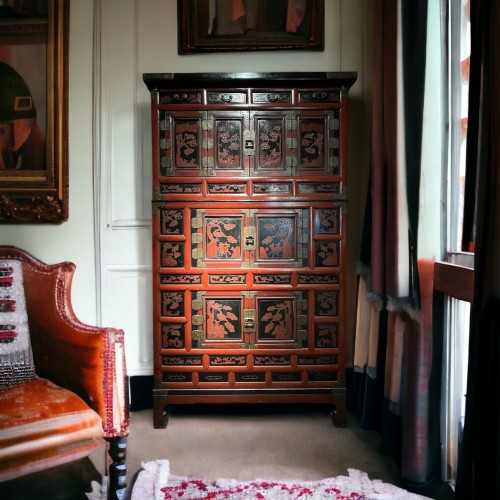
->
<box><xmin>0</xmin><ymin>246</ymin><xmax>129</xmax><ymax>499</ymax></box>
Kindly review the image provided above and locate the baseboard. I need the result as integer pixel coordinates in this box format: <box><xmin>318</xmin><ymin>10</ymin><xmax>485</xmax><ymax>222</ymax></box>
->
<box><xmin>129</xmin><ymin>375</ymin><xmax>154</xmax><ymax>411</ymax></box>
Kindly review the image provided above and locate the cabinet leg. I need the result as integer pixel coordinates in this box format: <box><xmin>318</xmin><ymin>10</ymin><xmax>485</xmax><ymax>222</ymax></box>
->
<box><xmin>330</xmin><ymin>404</ymin><xmax>347</xmax><ymax>427</ymax></box>
<box><xmin>153</xmin><ymin>402</ymin><xmax>170</xmax><ymax>428</ymax></box>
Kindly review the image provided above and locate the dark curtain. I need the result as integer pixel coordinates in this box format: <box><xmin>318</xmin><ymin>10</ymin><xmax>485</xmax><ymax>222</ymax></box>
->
<box><xmin>350</xmin><ymin>0</ymin><xmax>443</xmax><ymax>490</ymax></box>
<box><xmin>455</xmin><ymin>0</ymin><xmax>500</xmax><ymax>497</ymax></box>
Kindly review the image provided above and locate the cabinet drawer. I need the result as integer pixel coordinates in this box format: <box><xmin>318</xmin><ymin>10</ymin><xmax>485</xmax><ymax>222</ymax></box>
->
<box><xmin>159</xmin><ymin>92</ymin><xmax>202</xmax><ymax>104</ymax></box>
<box><xmin>308</xmin><ymin>371</ymin><xmax>338</xmax><ymax>382</ymax></box>
<box><xmin>272</xmin><ymin>372</ymin><xmax>302</xmax><ymax>382</ymax></box>
<box><xmin>162</xmin><ymin>372</ymin><xmax>192</xmax><ymax>383</ymax></box>
<box><xmin>198</xmin><ymin>372</ymin><xmax>229</xmax><ymax>383</ymax></box>
<box><xmin>298</xmin><ymin>90</ymin><xmax>340</xmax><ymax>104</ymax></box>
<box><xmin>207</xmin><ymin>92</ymin><xmax>247</xmax><ymax>104</ymax></box>
<box><xmin>235</xmin><ymin>372</ymin><xmax>266</xmax><ymax>383</ymax></box>
<box><xmin>252</xmin><ymin>91</ymin><xmax>292</xmax><ymax>104</ymax></box>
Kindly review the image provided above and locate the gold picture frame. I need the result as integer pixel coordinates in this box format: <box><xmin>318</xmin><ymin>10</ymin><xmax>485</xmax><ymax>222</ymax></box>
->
<box><xmin>0</xmin><ymin>0</ymin><xmax>69</xmax><ymax>223</ymax></box>
<box><xmin>178</xmin><ymin>0</ymin><xmax>324</xmax><ymax>54</ymax></box>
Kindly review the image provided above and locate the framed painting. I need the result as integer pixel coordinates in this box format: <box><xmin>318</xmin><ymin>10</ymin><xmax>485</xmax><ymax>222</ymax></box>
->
<box><xmin>178</xmin><ymin>0</ymin><xmax>324</xmax><ymax>54</ymax></box>
<box><xmin>0</xmin><ymin>0</ymin><xmax>69</xmax><ymax>223</ymax></box>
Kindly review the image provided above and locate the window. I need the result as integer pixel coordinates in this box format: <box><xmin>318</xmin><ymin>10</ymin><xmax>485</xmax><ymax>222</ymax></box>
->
<box><xmin>448</xmin><ymin>0</ymin><xmax>470</xmax><ymax>253</ymax></box>
<box><xmin>441</xmin><ymin>0</ymin><xmax>472</xmax><ymax>488</ymax></box>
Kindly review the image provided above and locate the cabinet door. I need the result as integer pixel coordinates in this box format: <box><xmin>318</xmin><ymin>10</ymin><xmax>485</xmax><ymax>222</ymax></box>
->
<box><xmin>189</xmin><ymin>207</ymin><xmax>309</xmax><ymax>269</ymax></box>
<box><xmin>158</xmin><ymin>109</ymin><xmax>341</xmax><ymax>181</ymax></box>
<box><xmin>294</xmin><ymin>109</ymin><xmax>341</xmax><ymax>177</ymax></box>
<box><xmin>158</xmin><ymin>110</ymin><xmax>251</xmax><ymax>180</ymax></box>
<box><xmin>158</xmin><ymin>110</ymin><xmax>206</xmax><ymax>178</ymax></box>
<box><xmin>206</xmin><ymin>110</ymin><xmax>250</xmax><ymax>176</ymax></box>
<box><xmin>249</xmin><ymin>109</ymin><xmax>341</xmax><ymax>178</ymax></box>
<box><xmin>190</xmin><ymin>290</ymin><xmax>309</xmax><ymax>350</ymax></box>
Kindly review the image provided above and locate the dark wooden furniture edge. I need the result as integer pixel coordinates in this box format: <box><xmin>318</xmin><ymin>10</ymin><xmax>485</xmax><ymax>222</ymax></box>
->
<box><xmin>143</xmin><ymin>72</ymin><xmax>358</xmax><ymax>91</ymax></box>
<box><xmin>434</xmin><ymin>261</ymin><xmax>474</xmax><ymax>303</ymax></box>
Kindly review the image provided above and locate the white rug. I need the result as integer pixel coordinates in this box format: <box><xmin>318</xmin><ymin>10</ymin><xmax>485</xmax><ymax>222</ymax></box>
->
<box><xmin>127</xmin><ymin>460</ymin><xmax>430</xmax><ymax>499</ymax></box>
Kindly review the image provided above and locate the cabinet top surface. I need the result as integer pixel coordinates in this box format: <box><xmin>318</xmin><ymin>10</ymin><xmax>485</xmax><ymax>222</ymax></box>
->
<box><xmin>143</xmin><ymin>72</ymin><xmax>357</xmax><ymax>91</ymax></box>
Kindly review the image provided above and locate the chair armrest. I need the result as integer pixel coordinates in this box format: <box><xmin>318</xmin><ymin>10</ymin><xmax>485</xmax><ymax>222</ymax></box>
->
<box><xmin>0</xmin><ymin>247</ymin><xmax>129</xmax><ymax>438</ymax></box>
<box><xmin>33</xmin><ymin>322</ymin><xmax>129</xmax><ymax>439</ymax></box>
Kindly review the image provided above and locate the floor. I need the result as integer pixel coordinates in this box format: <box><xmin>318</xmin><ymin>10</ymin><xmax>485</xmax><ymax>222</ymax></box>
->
<box><xmin>0</xmin><ymin>405</ymin><xmax>455</xmax><ymax>500</ymax></box>
<box><xmin>126</xmin><ymin>405</ymin><xmax>454</xmax><ymax>500</ymax></box>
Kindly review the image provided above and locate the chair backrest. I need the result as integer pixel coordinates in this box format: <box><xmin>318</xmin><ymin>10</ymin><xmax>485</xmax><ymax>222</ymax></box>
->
<box><xmin>0</xmin><ymin>259</ymin><xmax>36</xmax><ymax>387</ymax></box>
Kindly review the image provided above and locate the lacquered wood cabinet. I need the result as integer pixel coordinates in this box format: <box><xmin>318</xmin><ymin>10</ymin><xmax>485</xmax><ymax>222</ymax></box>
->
<box><xmin>143</xmin><ymin>72</ymin><xmax>357</xmax><ymax>428</ymax></box>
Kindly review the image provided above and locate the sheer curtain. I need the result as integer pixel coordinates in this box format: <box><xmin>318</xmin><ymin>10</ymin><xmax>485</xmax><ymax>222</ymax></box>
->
<box><xmin>351</xmin><ymin>0</ymin><xmax>445</xmax><ymax>488</ymax></box>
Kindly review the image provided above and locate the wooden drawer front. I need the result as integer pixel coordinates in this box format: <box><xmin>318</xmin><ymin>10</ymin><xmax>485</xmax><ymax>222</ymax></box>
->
<box><xmin>272</xmin><ymin>372</ymin><xmax>302</xmax><ymax>382</ymax></box>
<box><xmin>162</xmin><ymin>372</ymin><xmax>192</xmax><ymax>383</ymax></box>
<box><xmin>298</xmin><ymin>90</ymin><xmax>340</xmax><ymax>103</ymax></box>
<box><xmin>198</xmin><ymin>372</ymin><xmax>229</xmax><ymax>383</ymax></box>
<box><xmin>298</xmin><ymin>355</ymin><xmax>338</xmax><ymax>365</ymax></box>
<box><xmin>160</xmin><ymin>92</ymin><xmax>202</xmax><ymax>104</ymax></box>
<box><xmin>158</xmin><ymin>369</ymin><xmax>340</xmax><ymax>387</ymax></box>
<box><xmin>154</xmin><ymin>180</ymin><xmax>344</xmax><ymax>200</ymax></box>
<box><xmin>308</xmin><ymin>371</ymin><xmax>338</xmax><ymax>382</ymax></box>
<box><xmin>162</xmin><ymin>355</ymin><xmax>203</xmax><ymax>367</ymax></box>
<box><xmin>210</xmin><ymin>355</ymin><xmax>247</xmax><ymax>366</ymax></box>
<box><xmin>252</xmin><ymin>91</ymin><xmax>292</xmax><ymax>104</ymax></box>
<box><xmin>235</xmin><ymin>372</ymin><xmax>265</xmax><ymax>383</ymax></box>
<box><xmin>207</xmin><ymin>92</ymin><xmax>247</xmax><ymax>104</ymax></box>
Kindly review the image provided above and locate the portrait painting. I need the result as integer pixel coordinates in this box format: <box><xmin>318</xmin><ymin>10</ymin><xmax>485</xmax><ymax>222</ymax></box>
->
<box><xmin>178</xmin><ymin>0</ymin><xmax>324</xmax><ymax>54</ymax></box>
<box><xmin>0</xmin><ymin>0</ymin><xmax>69</xmax><ymax>223</ymax></box>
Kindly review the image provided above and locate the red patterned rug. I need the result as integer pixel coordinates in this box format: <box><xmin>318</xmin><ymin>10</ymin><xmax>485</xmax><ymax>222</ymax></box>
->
<box><xmin>128</xmin><ymin>460</ymin><xmax>430</xmax><ymax>500</ymax></box>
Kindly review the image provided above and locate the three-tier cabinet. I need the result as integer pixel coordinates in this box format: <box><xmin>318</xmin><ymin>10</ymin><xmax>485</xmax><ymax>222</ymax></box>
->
<box><xmin>143</xmin><ymin>72</ymin><xmax>357</xmax><ymax>428</ymax></box>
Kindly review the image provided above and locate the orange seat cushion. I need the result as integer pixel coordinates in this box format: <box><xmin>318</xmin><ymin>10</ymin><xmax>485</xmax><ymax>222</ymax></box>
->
<box><xmin>0</xmin><ymin>377</ymin><xmax>104</xmax><ymax>482</ymax></box>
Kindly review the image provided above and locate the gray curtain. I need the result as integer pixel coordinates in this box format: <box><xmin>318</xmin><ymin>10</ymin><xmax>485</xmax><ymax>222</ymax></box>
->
<box><xmin>456</xmin><ymin>0</ymin><xmax>500</xmax><ymax>497</ymax></box>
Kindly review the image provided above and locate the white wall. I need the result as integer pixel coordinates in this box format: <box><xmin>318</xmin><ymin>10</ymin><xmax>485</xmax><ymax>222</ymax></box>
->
<box><xmin>0</xmin><ymin>0</ymin><xmax>368</xmax><ymax>375</ymax></box>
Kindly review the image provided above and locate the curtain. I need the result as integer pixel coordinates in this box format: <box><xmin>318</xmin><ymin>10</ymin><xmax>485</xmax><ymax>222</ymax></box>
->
<box><xmin>351</xmin><ymin>0</ymin><xmax>445</xmax><ymax>489</ymax></box>
<box><xmin>455</xmin><ymin>0</ymin><xmax>500</xmax><ymax>497</ymax></box>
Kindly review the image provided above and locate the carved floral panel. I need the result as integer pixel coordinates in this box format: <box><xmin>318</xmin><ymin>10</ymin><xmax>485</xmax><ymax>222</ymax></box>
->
<box><xmin>162</xmin><ymin>324</ymin><xmax>185</xmax><ymax>349</ymax></box>
<box><xmin>204</xmin><ymin>298</ymin><xmax>242</xmax><ymax>341</ymax></box>
<box><xmin>315</xmin><ymin>208</ymin><xmax>340</xmax><ymax>234</ymax></box>
<box><xmin>204</xmin><ymin>216</ymin><xmax>242</xmax><ymax>260</ymax></box>
<box><xmin>314</xmin><ymin>323</ymin><xmax>339</xmax><ymax>348</ymax></box>
<box><xmin>256</xmin><ymin>118</ymin><xmax>284</xmax><ymax>169</ymax></box>
<box><xmin>174</xmin><ymin>119</ymin><xmax>200</xmax><ymax>168</ymax></box>
<box><xmin>162</xmin><ymin>291</ymin><xmax>185</xmax><ymax>317</ymax></box>
<box><xmin>257</xmin><ymin>216</ymin><xmax>296</xmax><ymax>260</ymax></box>
<box><xmin>257</xmin><ymin>298</ymin><xmax>295</xmax><ymax>341</ymax></box>
<box><xmin>314</xmin><ymin>291</ymin><xmax>338</xmax><ymax>316</ymax></box>
<box><xmin>215</xmin><ymin>119</ymin><xmax>242</xmax><ymax>169</ymax></box>
<box><xmin>316</xmin><ymin>242</ymin><xmax>339</xmax><ymax>267</ymax></box>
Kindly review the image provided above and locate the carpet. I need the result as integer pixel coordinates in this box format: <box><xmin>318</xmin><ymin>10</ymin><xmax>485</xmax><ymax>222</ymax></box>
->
<box><xmin>128</xmin><ymin>460</ymin><xmax>430</xmax><ymax>500</ymax></box>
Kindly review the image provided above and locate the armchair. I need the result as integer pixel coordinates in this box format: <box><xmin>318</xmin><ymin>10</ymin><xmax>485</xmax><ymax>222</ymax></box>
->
<box><xmin>0</xmin><ymin>246</ymin><xmax>129</xmax><ymax>499</ymax></box>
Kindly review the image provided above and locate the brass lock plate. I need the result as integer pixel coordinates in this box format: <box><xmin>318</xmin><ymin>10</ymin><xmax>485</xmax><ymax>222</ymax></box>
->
<box><xmin>244</xmin><ymin>309</ymin><xmax>256</xmax><ymax>333</ymax></box>
<box><xmin>243</xmin><ymin>226</ymin><xmax>256</xmax><ymax>250</ymax></box>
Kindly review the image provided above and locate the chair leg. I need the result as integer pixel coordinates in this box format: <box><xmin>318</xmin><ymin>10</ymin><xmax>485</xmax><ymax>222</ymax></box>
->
<box><xmin>105</xmin><ymin>436</ymin><xmax>128</xmax><ymax>500</ymax></box>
